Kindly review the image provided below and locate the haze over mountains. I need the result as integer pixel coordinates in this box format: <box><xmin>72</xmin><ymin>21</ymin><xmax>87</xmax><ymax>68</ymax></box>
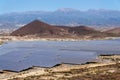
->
<box><xmin>1</xmin><ymin>8</ymin><xmax>120</xmax><ymax>29</ymax></box>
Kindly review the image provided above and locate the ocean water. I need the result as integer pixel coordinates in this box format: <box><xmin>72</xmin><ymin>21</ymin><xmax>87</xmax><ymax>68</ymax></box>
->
<box><xmin>0</xmin><ymin>39</ymin><xmax>120</xmax><ymax>71</ymax></box>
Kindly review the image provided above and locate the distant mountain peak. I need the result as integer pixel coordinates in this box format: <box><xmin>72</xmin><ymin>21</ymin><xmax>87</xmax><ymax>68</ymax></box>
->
<box><xmin>1</xmin><ymin>9</ymin><xmax>120</xmax><ymax>30</ymax></box>
<box><xmin>56</xmin><ymin>8</ymin><xmax>79</xmax><ymax>12</ymax></box>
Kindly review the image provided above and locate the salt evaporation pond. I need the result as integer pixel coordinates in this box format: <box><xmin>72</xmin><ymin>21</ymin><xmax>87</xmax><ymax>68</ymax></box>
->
<box><xmin>0</xmin><ymin>39</ymin><xmax>120</xmax><ymax>71</ymax></box>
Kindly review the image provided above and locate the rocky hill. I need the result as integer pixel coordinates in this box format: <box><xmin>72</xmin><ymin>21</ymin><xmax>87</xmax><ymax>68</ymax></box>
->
<box><xmin>105</xmin><ymin>28</ymin><xmax>120</xmax><ymax>34</ymax></box>
<box><xmin>10</xmin><ymin>20</ymin><xmax>118</xmax><ymax>38</ymax></box>
<box><xmin>10</xmin><ymin>20</ymin><xmax>72</xmax><ymax>37</ymax></box>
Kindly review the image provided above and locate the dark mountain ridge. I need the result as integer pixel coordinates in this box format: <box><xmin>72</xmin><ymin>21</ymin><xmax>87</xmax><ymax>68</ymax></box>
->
<box><xmin>11</xmin><ymin>20</ymin><xmax>117</xmax><ymax>38</ymax></box>
<box><xmin>1</xmin><ymin>9</ymin><xmax>120</xmax><ymax>29</ymax></box>
<box><xmin>105</xmin><ymin>28</ymin><xmax>120</xmax><ymax>34</ymax></box>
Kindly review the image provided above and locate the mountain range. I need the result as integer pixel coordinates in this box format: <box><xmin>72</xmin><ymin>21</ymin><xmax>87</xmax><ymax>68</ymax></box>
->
<box><xmin>1</xmin><ymin>8</ymin><xmax>120</xmax><ymax>29</ymax></box>
<box><xmin>11</xmin><ymin>20</ymin><xmax>119</xmax><ymax>38</ymax></box>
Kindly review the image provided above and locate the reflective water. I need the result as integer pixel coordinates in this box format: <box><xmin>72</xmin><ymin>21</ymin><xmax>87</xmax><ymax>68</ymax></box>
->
<box><xmin>0</xmin><ymin>39</ymin><xmax>120</xmax><ymax>71</ymax></box>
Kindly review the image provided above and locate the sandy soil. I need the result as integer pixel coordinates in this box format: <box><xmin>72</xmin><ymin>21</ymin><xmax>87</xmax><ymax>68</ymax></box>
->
<box><xmin>0</xmin><ymin>36</ymin><xmax>120</xmax><ymax>42</ymax></box>
<box><xmin>0</xmin><ymin>61</ymin><xmax>118</xmax><ymax>80</ymax></box>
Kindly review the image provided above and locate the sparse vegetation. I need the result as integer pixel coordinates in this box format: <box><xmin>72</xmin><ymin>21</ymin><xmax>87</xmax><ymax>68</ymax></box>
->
<box><xmin>0</xmin><ymin>41</ymin><xmax>4</xmax><ymax>45</ymax></box>
<box><xmin>8</xmin><ymin>64</ymin><xmax>120</xmax><ymax>80</ymax></box>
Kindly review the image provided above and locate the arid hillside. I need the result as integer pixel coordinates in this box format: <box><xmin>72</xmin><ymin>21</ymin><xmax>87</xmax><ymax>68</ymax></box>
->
<box><xmin>10</xmin><ymin>20</ymin><xmax>119</xmax><ymax>38</ymax></box>
<box><xmin>105</xmin><ymin>27</ymin><xmax>120</xmax><ymax>34</ymax></box>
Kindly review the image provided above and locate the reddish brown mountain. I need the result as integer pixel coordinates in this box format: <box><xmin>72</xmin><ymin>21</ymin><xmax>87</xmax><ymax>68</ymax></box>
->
<box><xmin>11</xmin><ymin>20</ymin><xmax>68</xmax><ymax>36</ymax></box>
<box><xmin>105</xmin><ymin>27</ymin><xmax>120</xmax><ymax>34</ymax></box>
<box><xmin>68</xmin><ymin>26</ymin><xmax>96</xmax><ymax>35</ymax></box>
<box><xmin>10</xmin><ymin>20</ymin><xmax>112</xmax><ymax>38</ymax></box>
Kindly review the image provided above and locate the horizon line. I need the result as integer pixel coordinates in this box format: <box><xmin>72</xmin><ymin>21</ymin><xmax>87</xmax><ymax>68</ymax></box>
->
<box><xmin>1</xmin><ymin>8</ymin><xmax>120</xmax><ymax>15</ymax></box>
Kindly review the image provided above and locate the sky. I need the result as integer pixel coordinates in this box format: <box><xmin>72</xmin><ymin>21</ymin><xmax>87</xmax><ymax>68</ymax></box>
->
<box><xmin>0</xmin><ymin>0</ymin><xmax>120</xmax><ymax>14</ymax></box>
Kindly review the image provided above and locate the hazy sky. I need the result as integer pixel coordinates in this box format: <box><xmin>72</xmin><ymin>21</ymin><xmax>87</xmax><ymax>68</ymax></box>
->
<box><xmin>0</xmin><ymin>0</ymin><xmax>120</xmax><ymax>14</ymax></box>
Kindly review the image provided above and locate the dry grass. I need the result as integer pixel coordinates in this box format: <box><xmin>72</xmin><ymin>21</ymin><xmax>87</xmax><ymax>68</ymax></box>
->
<box><xmin>0</xmin><ymin>41</ymin><xmax>4</xmax><ymax>45</ymax></box>
<box><xmin>9</xmin><ymin>64</ymin><xmax>120</xmax><ymax>80</ymax></box>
